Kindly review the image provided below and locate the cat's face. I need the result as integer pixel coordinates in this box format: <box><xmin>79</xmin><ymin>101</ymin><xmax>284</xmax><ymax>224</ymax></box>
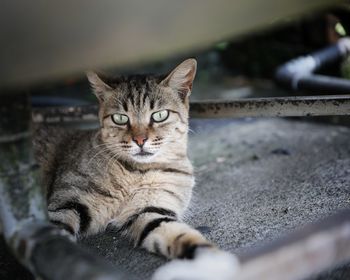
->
<box><xmin>87</xmin><ymin>59</ymin><xmax>196</xmax><ymax>163</ymax></box>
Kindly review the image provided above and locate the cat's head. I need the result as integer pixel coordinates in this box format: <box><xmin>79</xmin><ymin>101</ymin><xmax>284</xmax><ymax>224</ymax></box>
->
<box><xmin>87</xmin><ymin>59</ymin><xmax>196</xmax><ymax>163</ymax></box>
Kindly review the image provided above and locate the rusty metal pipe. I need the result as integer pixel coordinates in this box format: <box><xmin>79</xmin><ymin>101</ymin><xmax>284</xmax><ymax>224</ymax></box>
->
<box><xmin>190</xmin><ymin>95</ymin><xmax>350</xmax><ymax>118</ymax></box>
<box><xmin>31</xmin><ymin>95</ymin><xmax>350</xmax><ymax>124</ymax></box>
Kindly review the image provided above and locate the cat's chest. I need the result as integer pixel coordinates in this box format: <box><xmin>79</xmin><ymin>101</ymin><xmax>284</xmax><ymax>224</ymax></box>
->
<box><xmin>106</xmin><ymin>167</ymin><xmax>192</xmax><ymax>192</ymax></box>
<box><xmin>109</xmin><ymin>169</ymin><xmax>173</xmax><ymax>189</ymax></box>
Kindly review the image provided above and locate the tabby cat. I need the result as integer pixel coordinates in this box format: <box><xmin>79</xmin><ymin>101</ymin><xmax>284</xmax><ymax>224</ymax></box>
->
<box><xmin>34</xmin><ymin>59</ymin><xmax>216</xmax><ymax>260</ymax></box>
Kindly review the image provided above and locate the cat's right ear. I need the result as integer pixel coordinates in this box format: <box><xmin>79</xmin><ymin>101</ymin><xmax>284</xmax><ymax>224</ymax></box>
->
<box><xmin>159</xmin><ymin>59</ymin><xmax>197</xmax><ymax>101</ymax></box>
<box><xmin>86</xmin><ymin>71</ymin><xmax>113</xmax><ymax>102</ymax></box>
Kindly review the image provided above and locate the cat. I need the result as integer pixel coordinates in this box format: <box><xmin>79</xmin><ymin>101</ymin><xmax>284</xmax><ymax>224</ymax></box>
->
<box><xmin>33</xmin><ymin>59</ymin><xmax>217</xmax><ymax>260</ymax></box>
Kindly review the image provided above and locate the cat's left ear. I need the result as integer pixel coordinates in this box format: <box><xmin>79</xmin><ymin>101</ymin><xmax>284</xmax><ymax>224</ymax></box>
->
<box><xmin>160</xmin><ymin>59</ymin><xmax>197</xmax><ymax>101</ymax></box>
<box><xmin>86</xmin><ymin>71</ymin><xmax>113</xmax><ymax>102</ymax></box>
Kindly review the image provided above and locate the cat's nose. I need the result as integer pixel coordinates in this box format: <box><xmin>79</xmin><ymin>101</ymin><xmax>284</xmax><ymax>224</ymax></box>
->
<box><xmin>132</xmin><ymin>135</ymin><xmax>148</xmax><ymax>147</ymax></box>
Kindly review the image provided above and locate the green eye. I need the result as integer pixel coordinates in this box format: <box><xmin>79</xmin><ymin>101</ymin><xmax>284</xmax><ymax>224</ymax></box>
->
<box><xmin>111</xmin><ymin>113</ymin><xmax>129</xmax><ymax>125</ymax></box>
<box><xmin>152</xmin><ymin>110</ymin><xmax>169</xmax><ymax>123</ymax></box>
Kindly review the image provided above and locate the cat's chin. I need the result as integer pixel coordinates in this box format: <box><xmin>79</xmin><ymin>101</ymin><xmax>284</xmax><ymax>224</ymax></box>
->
<box><xmin>130</xmin><ymin>152</ymin><xmax>157</xmax><ymax>163</ymax></box>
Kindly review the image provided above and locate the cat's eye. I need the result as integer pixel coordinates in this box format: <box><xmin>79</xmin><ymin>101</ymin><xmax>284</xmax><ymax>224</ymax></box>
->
<box><xmin>152</xmin><ymin>110</ymin><xmax>169</xmax><ymax>123</ymax></box>
<box><xmin>111</xmin><ymin>113</ymin><xmax>129</xmax><ymax>125</ymax></box>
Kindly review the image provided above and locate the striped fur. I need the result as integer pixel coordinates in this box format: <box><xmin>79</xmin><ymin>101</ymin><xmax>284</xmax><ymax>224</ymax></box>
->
<box><xmin>33</xmin><ymin>59</ymin><xmax>215</xmax><ymax>259</ymax></box>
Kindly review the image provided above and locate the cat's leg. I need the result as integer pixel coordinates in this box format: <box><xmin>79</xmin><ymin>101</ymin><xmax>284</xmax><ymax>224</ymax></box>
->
<box><xmin>137</xmin><ymin>217</ymin><xmax>214</xmax><ymax>259</ymax></box>
<box><xmin>117</xmin><ymin>190</ymin><xmax>240</xmax><ymax>279</ymax></box>
<box><xmin>118</xmin><ymin>202</ymin><xmax>240</xmax><ymax>279</ymax></box>
<box><xmin>152</xmin><ymin>248</ymin><xmax>240</xmax><ymax>280</ymax></box>
<box><xmin>141</xmin><ymin>219</ymin><xmax>214</xmax><ymax>259</ymax></box>
<box><xmin>117</xmin><ymin>191</ymin><xmax>215</xmax><ymax>259</ymax></box>
<box><xmin>47</xmin><ymin>197</ymin><xmax>89</xmax><ymax>239</ymax></box>
<box><xmin>47</xmin><ymin>190</ymin><xmax>112</xmax><ymax>239</ymax></box>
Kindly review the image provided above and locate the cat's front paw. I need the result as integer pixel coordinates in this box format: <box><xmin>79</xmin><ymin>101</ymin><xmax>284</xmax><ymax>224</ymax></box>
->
<box><xmin>152</xmin><ymin>250</ymin><xmax>240</xmax><ymax>280</ymax></box>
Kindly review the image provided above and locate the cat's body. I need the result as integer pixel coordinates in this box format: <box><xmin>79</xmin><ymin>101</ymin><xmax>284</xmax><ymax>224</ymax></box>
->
<box><xmin>34</xmin><ymin>59</ymin><xmax>215</xmax><ymax>259</ymax></box>
<box><xmin>36</xmin><ymin>127</ymin><xmax>193</xmax><ymax>239</ymax></box>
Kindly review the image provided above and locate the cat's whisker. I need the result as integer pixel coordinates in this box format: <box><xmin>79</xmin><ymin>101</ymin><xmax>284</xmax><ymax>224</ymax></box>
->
<box><xmin>88</xmin><ymin>143</ymin><xmax>125</xmax><ymax>168</ymax></box>
<box><xmin>95</xmin><ymin>144</ymin><xmax>124</xmax><ymax>168</ymax></box>
<box><xmin>106</xmin><ymin>151</ymin><xmax>122</xmax><ymax>170</ymax></box>
<box><xmin>96</xmin><ymin>142</ymin><xmax>129</xmax><ymax>169</ymax></box>
<box><xmin>85</xmin><ymin>143</ymin><xmax>109</xmax><ymax>156</ymax></box>
<box><xmin>188</xmin><ymin>128</ymin><xmax>196</xmax><ymax>134</ymax></box>
<box><xmin>87</xmin><ymin>145</ymin><xmax>113</xmax><ymax>166</ymax></box>
<box><xmin>110</xmin><ymin>155</ymin><xmax>123</xmax><ymax>171</ymax></box>
<box><xmin>150</xmin><ymin>143</ymin><xmax>162</xmax><ymax>146</ymax></box>
<box><xmin>87</xmin><ymin>142</ymin><xmax>122</xmax><ymax>154</ymax></box>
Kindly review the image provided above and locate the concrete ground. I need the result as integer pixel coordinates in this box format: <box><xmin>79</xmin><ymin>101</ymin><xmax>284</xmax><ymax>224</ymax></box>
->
<box><xmin>1</xmin><ymin>118</ymin><xmax>350</xmax><ymax>279</ymax></box>
<box><xmin>82</xmin><ymin>118</ymin><xmax>350</xmax><ymax>280</ymax></box>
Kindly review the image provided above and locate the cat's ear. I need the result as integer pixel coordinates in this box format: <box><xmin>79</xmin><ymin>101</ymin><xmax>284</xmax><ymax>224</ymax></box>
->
<box><xmin>86</xmin><ymin>71</ymin><xmax>113</xmax><ymax>102</ymax></box>
<box><xmin>160</xmin><ymin>59</ymin><xmax>197</xmax><ymax>100</ymax></box>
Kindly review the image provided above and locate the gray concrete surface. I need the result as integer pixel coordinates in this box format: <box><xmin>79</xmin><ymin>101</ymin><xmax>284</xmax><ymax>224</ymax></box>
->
<box><xmin>81</xmin><ymin>118</ymin><xmax>350</xmax><ymax>280</ymax></box>
<box><xmin>1</xmin><ymin>117</ymin><xmax>349</xmax><ymax>279</ymax></box>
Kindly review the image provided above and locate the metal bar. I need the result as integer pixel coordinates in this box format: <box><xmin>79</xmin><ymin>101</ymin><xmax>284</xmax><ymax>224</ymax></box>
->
<box><xmin>234</xmin><ymin>209</ymin><xmax>350</xmax><ymax>280</ymax></box>
<box><xmin>32</xmin><ymin>95</ymin><xmax>350</xmax><ymax>124</ymax></box>
<box><xmin>0</xmin><ymin>93</ymin><xmax>126</xmax><ymax>280</ymax></box>
<box><xmin>190</xmin><ymin>95</ymin><xmax>350</xmax><ymax>118</ymax></box>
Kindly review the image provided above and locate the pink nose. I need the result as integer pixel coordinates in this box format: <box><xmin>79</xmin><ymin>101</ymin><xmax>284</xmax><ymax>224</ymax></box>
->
<box><xmin>132</xmin><ymin>135</ymin><xmax>148</xmax><ymax>147</ymax></box>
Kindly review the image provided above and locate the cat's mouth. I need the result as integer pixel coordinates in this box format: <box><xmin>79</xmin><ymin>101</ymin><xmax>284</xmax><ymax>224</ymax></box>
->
<box><xmin>134</xmin><ymin>151</ymin><xmax>154</xmax><ymax>157</ymax></box>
